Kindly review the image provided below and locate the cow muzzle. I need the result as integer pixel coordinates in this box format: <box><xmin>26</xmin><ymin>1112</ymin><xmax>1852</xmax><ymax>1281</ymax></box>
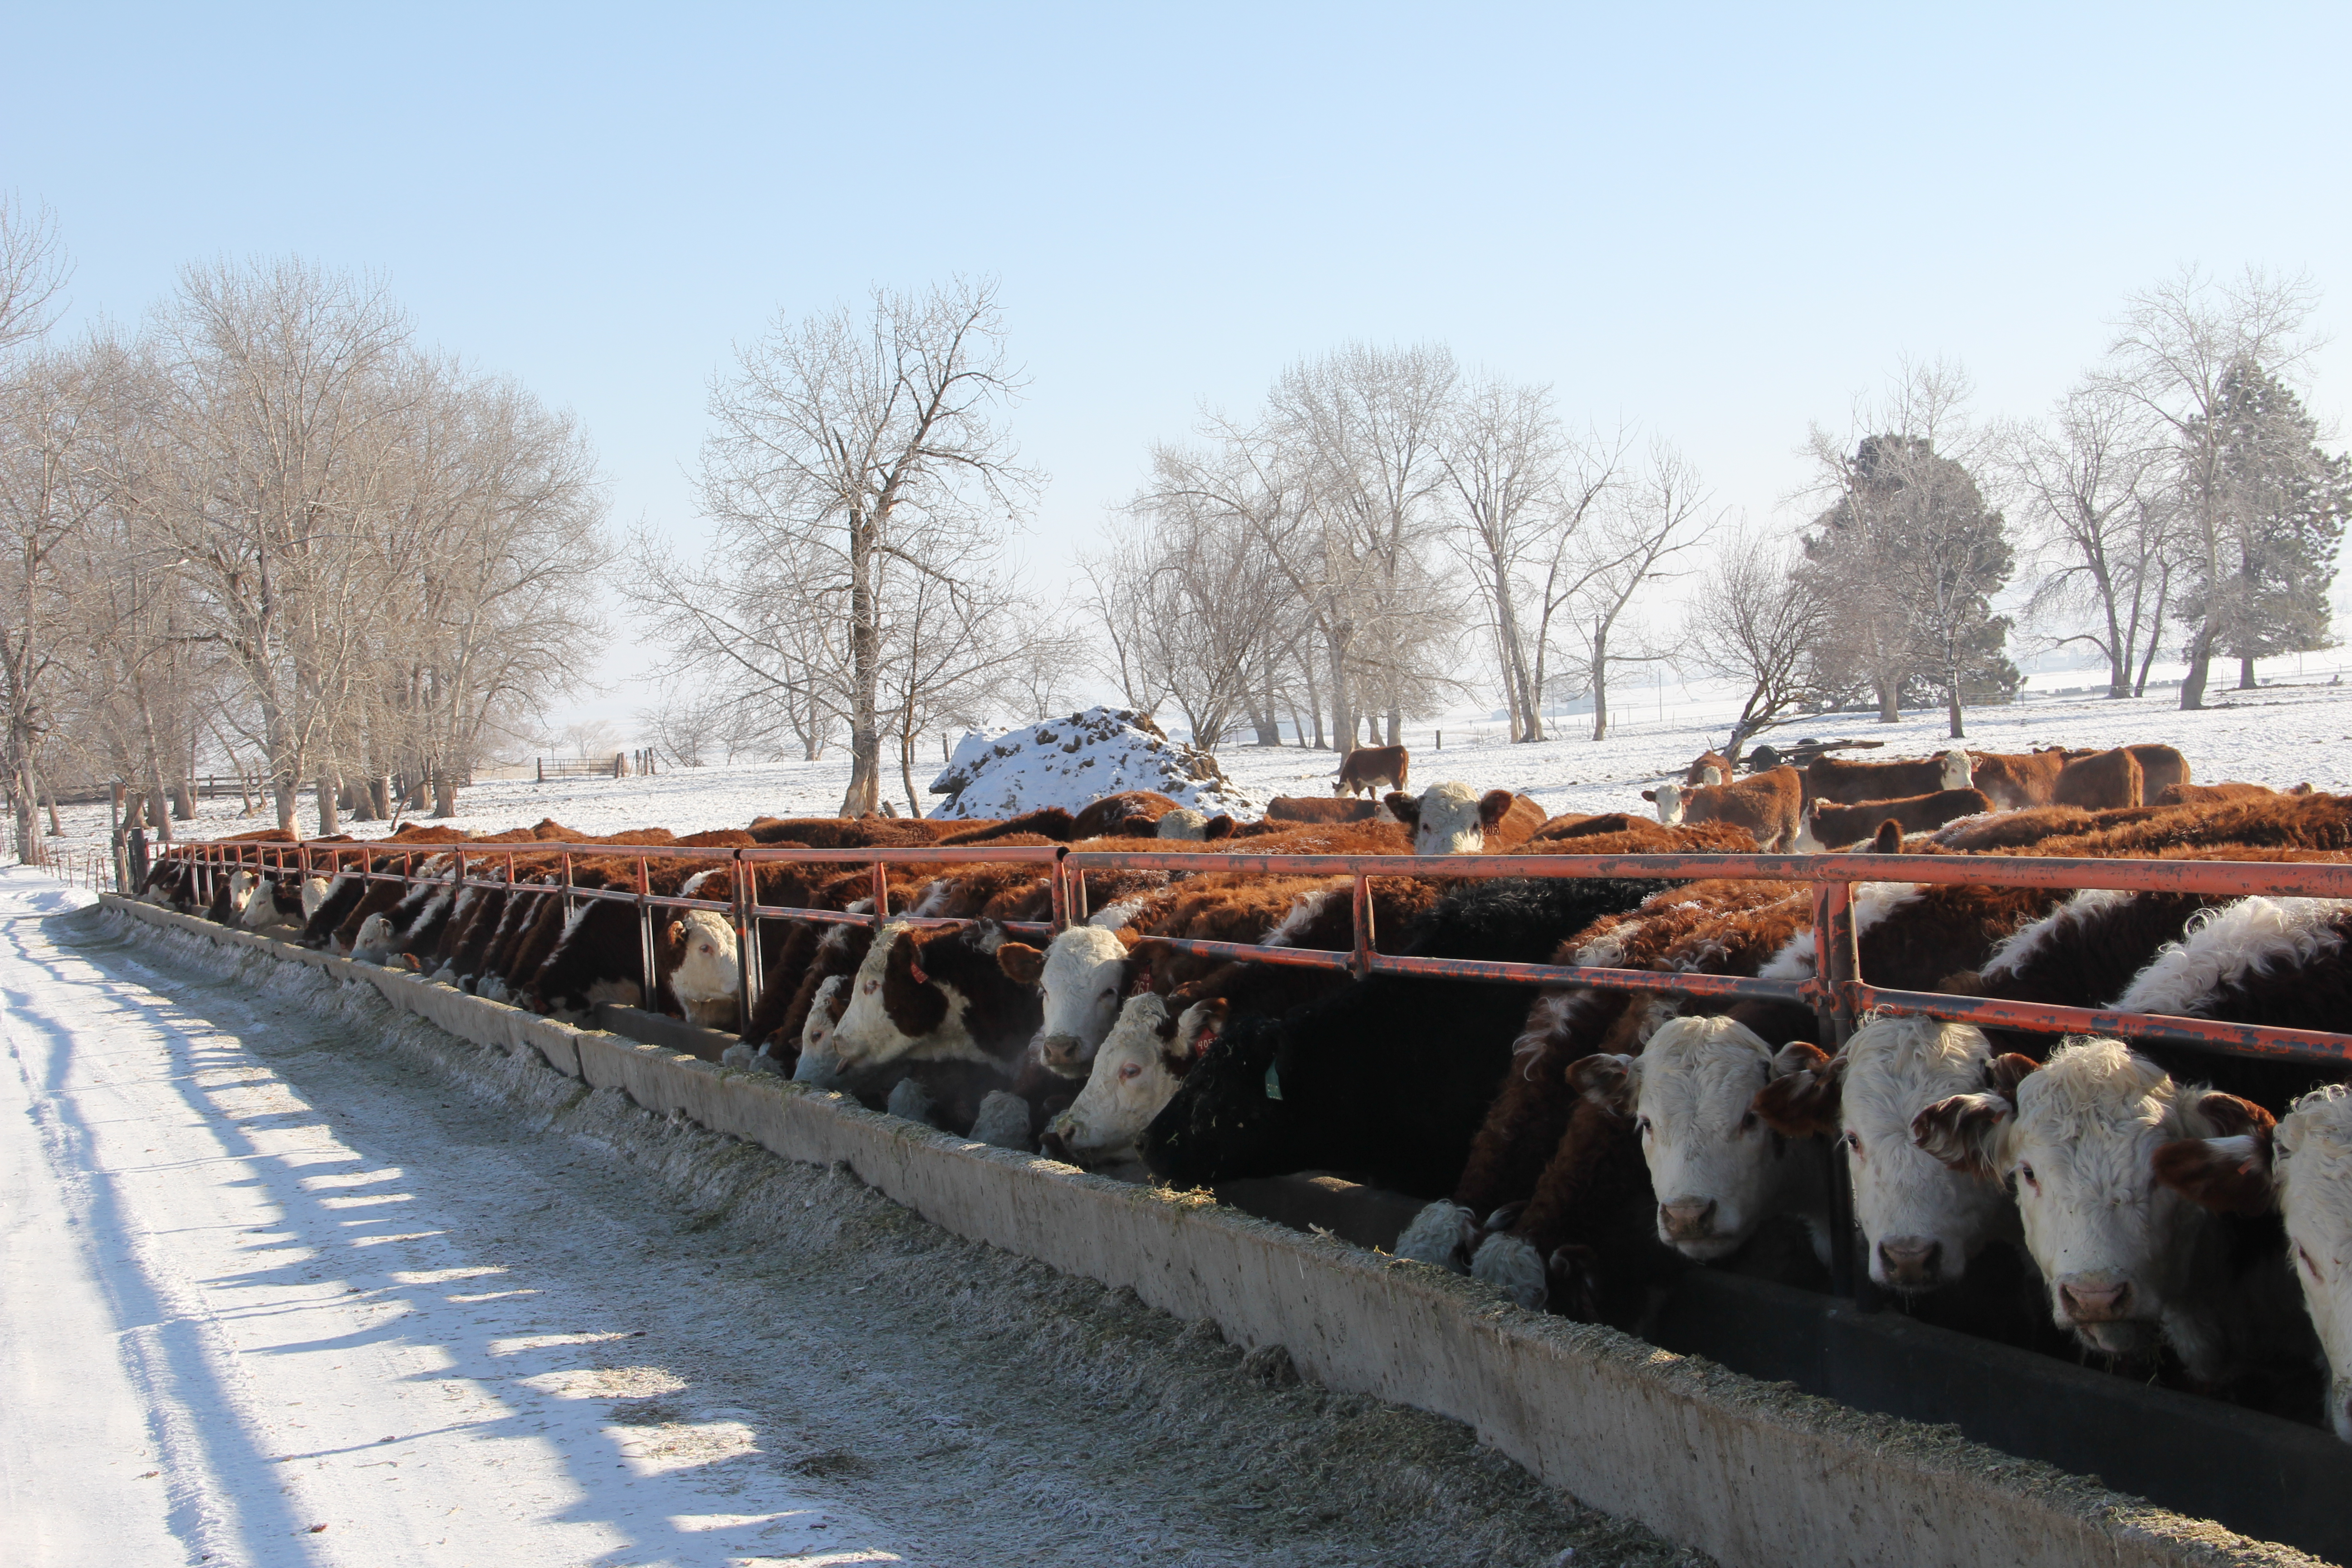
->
<box><xmin>1657</xmin><ymin>1198</ymin><xmax>1719</xmax><ymax>1244</ymax></box>
<box><xmin>1038</xmin><ymin>1033</ymin><xmax>1092</xmax><ymax>1074</ymax></box>
<box><xmin>2057</xmin><ymin>1274</ymin><xmax>2135</xmax><ymax>1323</ymax></box>
<box><xmin>1875</xmin><ymin>1236</ymin><xmax>1945</xmax><ymax>1292</ymax></box>
<box><xmin>1038</xmin><ymin>1126</ymin><xmax>1073</xmax><ymax>1162</ymax></box>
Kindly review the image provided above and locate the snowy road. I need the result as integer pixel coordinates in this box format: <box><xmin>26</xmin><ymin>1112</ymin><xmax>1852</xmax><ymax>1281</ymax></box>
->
<box><xmin>0</xmin><ymin>872</ymin><xmax>1685</xmax><ymax>1568</ymax></box>
<box><xmin>0</xmin><ymin>871</ymin><xmax>885</xmax><ymax>1567</ymax></box>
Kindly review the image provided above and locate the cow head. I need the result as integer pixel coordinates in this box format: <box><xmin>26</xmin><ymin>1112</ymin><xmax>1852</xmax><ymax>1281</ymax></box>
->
<box><xmin>227</xmin><ymin>869</ymin><xmax>258</xmax><ymax>914</ymax></box>
<box><xmin>1941</xmin><ymin>750</ymin><xmax>1974</xmax><ymax>789</ymax></box>
<box><xmin>665</xmin><ymin>910</ymin><xmax>740</xmax><ymax>1028</ymax></box>
<box><xmin>1004</xmin><ymin>924</ymin><xmax>1136</xmax><ymax>1076</ymax></box>
<box><xmin>1756</xmin><ymin>1019</ymin><xmax>2026</xmax><ymax>1292</ymax></box>
<box><xmin>1044</xmin><ymin>995</ymin><xmax>1225</xmax><ymax>1166</ymax></box>
<box><xmin>352</xmin><ymin>913</ymin><xmax>395</xmax><ymax>962</ymax></box>
<box><xmin>2158</xmin><ymin>1083</ymin><xmax>2352</xmax><ymax>1441</ymax></box>
<box><xmin>1913</xmin><ymin>1037</ymin><xmax>2238</xmax><ymax>1363</ymax></box>
<box><xmin>1387</xmin><ymin>781</ymin><xmax>1518</xmax><ymax>855</ymax></box>
<box><xmin>792</xmin><ymin>974</ymin><xmax>851</xmax><ymax>1086</ymax></box>
<box><xmin>1573</xmin><ymin>1015</ymin><xmax>1815</xmax><ymax>1261</ymax></box>
<box><xmin>1699</xmin><ymin>765</ymin><xmax>1725</xmax><ymax>787</ymax></box>
<box><xmin>1642</xmin><ymin>781</ymin><xmax>1686</xmax><ymax>827</ymax></box>
<box><xmin>831</xmin><ymin>919</ymin><xmax>1033</xmax><ymax>1077</ymax></box>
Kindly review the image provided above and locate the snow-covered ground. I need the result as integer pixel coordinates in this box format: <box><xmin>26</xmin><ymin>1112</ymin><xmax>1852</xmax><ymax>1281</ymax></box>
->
<box><xmin>46</xmin><ymin>669</ymin><xmax>2352</xmax><ymax>857</ymax></box>
<box><xmin>2</xmin><ymin>869</ymin><xmax>1692</xmax><ymax>1567</ymax></box>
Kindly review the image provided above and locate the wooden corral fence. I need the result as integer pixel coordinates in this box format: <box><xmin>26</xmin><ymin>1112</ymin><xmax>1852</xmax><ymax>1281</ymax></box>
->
<box><xmin>146</xmin><ymin>831</ymin><xmax>2352</xmax><ymax>1557</ymax></box>
<box><xmin>535</xmin><ymin>751</ymin><xmax>658</xmax><ymax>781</ymax></box>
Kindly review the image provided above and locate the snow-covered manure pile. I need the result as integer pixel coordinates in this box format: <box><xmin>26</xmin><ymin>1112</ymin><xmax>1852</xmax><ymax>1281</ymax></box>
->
<box><xmin>929</xmin><ymin>706</ymin><xmax>1260</xmax><ymax>820</ymax></box>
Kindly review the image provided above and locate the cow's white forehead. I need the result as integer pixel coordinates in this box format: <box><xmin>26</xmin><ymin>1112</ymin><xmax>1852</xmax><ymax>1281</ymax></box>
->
<box><xmin>2280</xmin><ymin>1085</ymin><xmax>2352</xmax><ymax>1193</ymax></box>
<box><xmin>1045</xmin><ymin>926</ymin><xmax>1128</xmax><ymax>985</ymax></box>
<box><xmin>1411</xmin><ymin>780</ymin><xmax>1486</xmax><ymax>850</ymax></box>
<box><xmin>1635</xmin><ymin>1015</ymin><xmax>1772</xmax><ymax>1131</ymax></box>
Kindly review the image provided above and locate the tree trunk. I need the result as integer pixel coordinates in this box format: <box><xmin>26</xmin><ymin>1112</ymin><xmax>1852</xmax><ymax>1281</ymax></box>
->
<box><xmin>2179</xmin><ymin>617</ymin><xmax>2216</xmax><ymax>710</ymax></box>
<box><xmin>840</xmin><ymin>519</ymin><xmax>882</xmax><ymax>817</ymax></box>
<box><xmin>433</xmin><ymin>769</ymin><xmax>458</xmax><ymax>818</ymax></box>
<box><xmin>1589</xmin><ymin>622</ymin><xmax>1609</xmax><ymax>741</ymax></box>
<box><xmin>2237</xmin><ymin>656</ymin><xmax>2258</xmax><ymax>691</ymax></box>
<box><xmin>1386</xmin><ymin>707</ymin><xmax>1401</xmax><ymax>746</ymax></box>
<box><xmin>171</xmin><ymin>780</ymin><xmax>195</xmax><ymax>820</ymax></box>
<box><xmin>10</xmin><ymin>758</ymin><xmax>36</xmax><ymax>865</ymax></box>
<box><xmin>1875</xmin><ymin>676</ymin><xmax>1901</xmax><ymax>724</ymax></box>
<box><xmin>315</xmin><ymin>775</ymin><xmax>341</xmax><ymax>836</ymax></box>
<box><xmin>1946</xmin><ymin>662</ymin><xmax>1965</xmax><ymax>740</ymax></box>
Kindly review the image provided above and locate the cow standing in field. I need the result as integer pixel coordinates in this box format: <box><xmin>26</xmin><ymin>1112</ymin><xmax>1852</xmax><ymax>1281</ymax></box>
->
<box><xmin>1386</xmin><ymin>782</ymin><xmax>1548</xmax><ymax>854</ymax></box>
<box><xmin>1805</xmin><ymin>750</ymin><xmax>1972</xmax><ymax>807</ymax></box>
<box><xmin>1798</xmin><ymin>787</ymin><xmax>1994</xmax><ymax>850</ymax></box>
<box><xmin>1642</xmin><ymin>767</ymin><xmax>1803</xmax><ymax>852</ymax></box>
<box><xmin>1335</xmin><ymin>745</ymin><xmax>1408</xmax><ymax>799</ymax></box>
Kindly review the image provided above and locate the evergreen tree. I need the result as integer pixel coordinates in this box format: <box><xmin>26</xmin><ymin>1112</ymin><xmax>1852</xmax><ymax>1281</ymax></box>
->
<box><xmin>2178</xmin><ymin>359</ymin><xmax>2350</xmax><ymax>687</ymax></box>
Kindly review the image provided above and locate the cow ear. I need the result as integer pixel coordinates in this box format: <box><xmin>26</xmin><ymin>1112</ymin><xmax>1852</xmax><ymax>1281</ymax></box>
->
<box><xmin>1384</xmin><ymin>791</ymin><xmax>1420</xmax><ymax>827</ymax></box>
<box><xmin>1478</xmin><ymin>789</ymin><xmax>1515</xmax><ymax>832</ymax></box>
<box><xmin>1911</xmin><ymin>1091</ymin><xmax>2013</xmax><ymax>1178</ymax></box>
<box><xmin>1171</xmin><ymin>998</ymin><xmax>1225</xmax><ymax>1068</ymax></box>
<box><xmin>1203</xmin><ymin>815</ymin><xmax>1236</xmax><ymax>840</ymax></box>
<box><xmin>2192</xmin><ymin>1090</ymin><xmax>2275</xmax><ymax>1140</ymax></box>
<box><xmin>666</xmin><ymin>919</ymin><xmax>686</xmax><ymax>946</ymax></box>
<box><xmin>1567</xmin><ymin>1052</ymin><xmax>1637</xmax><ymax>1117</ymax></box>
<box><xmin>2153</xmin><ymin>1131</ymin><xmax>2278</xmax><ymax>1215</ymax></box>
<box><xmin>1639</xmin><ymin>789</ymin><xmax>1656</xmax><ymax>803</ymax></box>
<box><xmin>1113</xmin><ymin>926</ymin><xmax>1143</xmax><ymax>951</ymax></box>
<box><xmin>1987</xmin><ymin>1053</ymin><xmax>2039</xmax><ymax>1098</ymax></box>
<box><xmin>1871</xmin><ymin>820</ymin><xmax>1903</xmax><ymax>855</ymax></box>
<box><xmin>995</xmin><ymin>941</ymin><xmax>1046</xmax><ymax>985</ymax></box>
<box><xmin>1754</xmin><ymin>1042</ymin><xmax>1841</xmax><ymax>1137</ymax></box>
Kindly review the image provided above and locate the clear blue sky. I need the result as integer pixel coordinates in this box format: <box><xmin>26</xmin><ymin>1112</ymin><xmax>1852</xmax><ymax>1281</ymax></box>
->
<box><xmin>10</xmin><ymin>3</ymin><xmax>2349</xmax><ymax>725</ymax></box>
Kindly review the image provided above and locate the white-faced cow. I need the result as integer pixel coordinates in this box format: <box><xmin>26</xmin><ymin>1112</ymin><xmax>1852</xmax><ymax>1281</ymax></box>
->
<box><xmin>1754</xmin><ymin>1018</ymin><xmax>2029</xmax><ymax>1292</ymax></box>
<box><xmin>1570</xmin><ymin>1014</ymin><xmax>1829</xmax><ymax>1264</ymax></box>
<box><xmin>1040</xmin><ymin>993</ymin><xmax>1225</xmax><ymax>1172</ymax></box>
<box><xmin>1642</xmin><ymin>767</ymin><xmax>1803</xmax><ymax>853</ymax></box>
<box><xmin>1912</xmin><ymin>1036</ymin><xmax>2310</xmax><ymax>1383</ymax></box>
<box><xmin>2155</xmin><ymin>1083</ymin><xmax>2352</xmax><ymax>1441</ymax></box>
<box><xmin>1385</xmin><ymin>781</ymin><xmax>1546</xmax><ymax>855</ymax></box>
<box><xmin>665</xmin><ymin>909</ymin><xmax>741</xmax><ymax>1029</ymax></box>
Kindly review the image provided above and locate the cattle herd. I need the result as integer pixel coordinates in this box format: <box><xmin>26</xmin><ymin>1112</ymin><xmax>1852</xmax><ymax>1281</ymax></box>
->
<box><xmin>136</xmin><ymin>740</ymin><xmax>2352</xmax><ymax>1445</ymax></box>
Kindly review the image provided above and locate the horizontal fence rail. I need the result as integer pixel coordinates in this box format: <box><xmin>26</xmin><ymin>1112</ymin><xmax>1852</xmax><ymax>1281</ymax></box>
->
<box><xmin>144</xmin><ymin>838</ymin><xmax>2352</xmax><ymax>1070</ymax></box>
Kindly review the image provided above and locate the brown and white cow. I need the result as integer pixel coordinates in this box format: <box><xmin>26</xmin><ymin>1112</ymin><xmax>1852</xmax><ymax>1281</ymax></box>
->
<box><xmin>1911</xmin><ymin>1037</ymin><xmax>2298</xmax><ymax>1382</ymax></box>
<box><xmin>1805</xmin><ymin>750</ymin><xmax>1972</xmax><ymax>807</ymax></box>
<box><xmin>1642</xmin><ymin>767</ymin><xmax>1803</xmax><ymax>853</ymax></box>
<box><xmin>1754</xmin><ymin>1018</ymin><xmax>2028</xmax><ymax>1292</ymax></box>
<box><xmin>1571</xmin><ymin>1014</ymin><xmax>1830</xmax><ymax>1264</ymax></box>
<box><xmin>1335</xmin><ymin>744</ymin><xmax>1409</xmax><ymax>799</ymax></box>
<box><xmin>1039</xmin><ymin>994</ymin><xmax>1225</xmax><ymax>1172</ymax></box>
<box><xmin>1265</xmin><ymin>795</ymin><xmax>1389</xmax><ymax>824</ymax></box>
<box><xmin>1385</xmin><ymin>782</ymin><xmax>1546</xmax><ymax>855</ymax></box>
<box><xmin>2154</xmin><ymin>1084</ymin><xmax>2352</xmax><ymax>1441</ymax></box>
<box><xmin>664</xmin><ymin>909</ymin><xmax>741</xmax><ymax>1029</ymax></box>
<box><xmin>1796</xmin><ymin>787</ymin><xmax>1994</xmax><ymax>851</ymax></box>
<box><xmin>826</xmin><ymin>919</ymin><xmax>1044</xmax><ymax>1081</ymax></box>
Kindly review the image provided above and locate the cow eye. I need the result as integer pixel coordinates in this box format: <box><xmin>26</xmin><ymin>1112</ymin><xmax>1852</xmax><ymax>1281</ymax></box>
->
<box><xmin>1739</xmin><ymin>1111</ymin><xmax>1759</xmax><ymax>1134</ymax></box>
<box><xmin>1118</xmin><ymin>1063</ymin><xmax>1142</xmax><ymax>1082</ymax></box>
<box><xmin>2298</xmin><ymin>1244</ymin><xmax>2322</xmax><ymax>1279</ymax></box>
<box><xmin>1634</xmin><ymin>1115</ymin><xmax>1651</xmax><ymax>1137</ymax></box>
<box><xmin>1843</xmin><ymin>1131</ymin><xmax>1862</xmax><ymax>1156</ymax></box>
<box><xmin>2016</xmin><ymin>1162</ymin><xmax>2038</xmax><ymax>1190</ymax></box>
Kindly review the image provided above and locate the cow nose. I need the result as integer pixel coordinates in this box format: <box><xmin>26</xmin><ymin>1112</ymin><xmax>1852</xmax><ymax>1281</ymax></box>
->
<box><xmin>1039</xmin><ymin>1033</ymin><xmax>1088</xmax><ymax>1072</ymax></box>
<box><xmin>1038</xmin><ymin>1127</ymin><xmax>1072</xmax><ymax>1161</ymax></box>
<box><xmin>1657</xmin><ymin>1199</ymin><xmax>1717</xmax><ymax>1240</ymax></box>
<box><xmin>1877</xmin><ymin>1237</ymin><xmax>1944</xmax><ymax>1289</ymax></box>
<box><xmin>2058</xmin><ymin>1277</ymin><xmax>2134</xmax><ymax>1322</ymax></box>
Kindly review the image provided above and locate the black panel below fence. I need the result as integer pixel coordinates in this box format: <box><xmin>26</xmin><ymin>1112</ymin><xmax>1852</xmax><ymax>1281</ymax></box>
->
<box><xmin>1649</xmin><ymin>1268</ymin><xmax>2350</xmax><ymax>1564</ymax></box>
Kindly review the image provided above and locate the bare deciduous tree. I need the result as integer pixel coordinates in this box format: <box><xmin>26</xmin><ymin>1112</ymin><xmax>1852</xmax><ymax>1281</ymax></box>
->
<box><xmin>681</xmin><ymin>279</ymin><xmax>1039</xmax><ymax>817</ymax></box>
<box><xmin>1557</xmin><ymin>441</ymin><xmax>1711</xmax><ymax>740</ymax></box>
<box><xmin>1682</xmin><ymin>525</ymin><xmax>1830</xmax><ymax>760</ymax></box>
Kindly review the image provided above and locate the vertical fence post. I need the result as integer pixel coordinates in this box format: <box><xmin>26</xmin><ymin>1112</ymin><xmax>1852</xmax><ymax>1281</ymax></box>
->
<box><xmin>733</xmin><ymin>851</ymin><xmax>758</xmax><ymax>1038</ymax></box>
<box><xmin>1349</xmin><ymin>873</ymin><xmax>1374</xmax><ymax>980</ymax></box>
<box><xmin>1811</xmin><ymin>875</ymin><xmax>1867</xmax><ymax>1303</ymax></box>
<box><xmin>1048</xmin><ymin>847</ymin><xmax>1068</xmax><ymax>933</ymax></box>
<box><xmin>636</xmin><ymin>853</ymin><xmax>654</xmax><ymax>1017</ymax></box>
<box><xmin>870</xmin><ymin>858</ymin><xmax>889</xmax><ymax>929</ymax></box>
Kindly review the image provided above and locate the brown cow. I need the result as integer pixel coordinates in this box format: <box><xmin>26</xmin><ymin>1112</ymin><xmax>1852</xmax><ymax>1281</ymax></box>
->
<box><xmin>2155</xmin><ymin>781</ymin><xmax>2274</xmax><ymax>807</ymax></box>
<box><xmin>1683</xmin><ymin>750</ymin><xmax>1734</xmax><ymax>786</ymax></box>
<box><xmin>1265</xmin><ymin>795</ymin><xmax>1388</xmax><ymax>824</ymax></box>
<box><xmin>2052</xmin><ymin>746</ymin><xmax>2143</xmax><ymax>809</ymax></box>
<box><xmin>1642</xmin><ymin>767</ymin><xmax>1803</xmax><ymax>852</ymax></box>
<box><xmin>2058</xmin><ymin>744</ymin><xmax>2189</xmax><ymax>799</ymax></box>
<box><xmin>1799</xmin><ymin>788</ymin><xmax>1994</xmax><ymax>850</ymax></box>
<box><xmin>1071</xmin><ymin>791</ymin><xmax>1182</xmax><ymax>838</ymax></box>
<box><xmin>1334</xmin><ymin>745</ymin><xmax>1409</xmax><ymax>799</ymax></box>
<box><xmin>1805</xmin><ymin>750</ymin><xmax>1973</xmax><ymax>807</ymax></box>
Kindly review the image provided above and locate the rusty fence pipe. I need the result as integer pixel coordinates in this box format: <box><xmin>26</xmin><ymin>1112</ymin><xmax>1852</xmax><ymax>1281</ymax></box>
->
<box><xmin>637</xmin><ymin>853</ymin><xmax>656</xmax><ymax>1013</ymax></box>
<box><xmin>1350</xmin><ymin>874</ymin><xmax>1374</xmax><ymax>981</ymax></box>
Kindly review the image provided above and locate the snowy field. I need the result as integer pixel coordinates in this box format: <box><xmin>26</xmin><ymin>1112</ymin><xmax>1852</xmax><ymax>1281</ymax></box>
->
<box><xmin>0</xmin><ymin>868</ymin><xmax>1689</xmax><ymax>1566</ymax></box>
<box><xmin>49</xmin><ymin>669</ymin><xmax>2352</xmax><ymax>856</ymax></box>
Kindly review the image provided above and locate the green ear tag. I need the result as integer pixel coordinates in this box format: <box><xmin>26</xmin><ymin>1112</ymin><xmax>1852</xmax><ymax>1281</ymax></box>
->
<box><xmin>1262</xmin><ymin>1060</ymin><xmax>1284</xmax><ymax>1102</ymax></box>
